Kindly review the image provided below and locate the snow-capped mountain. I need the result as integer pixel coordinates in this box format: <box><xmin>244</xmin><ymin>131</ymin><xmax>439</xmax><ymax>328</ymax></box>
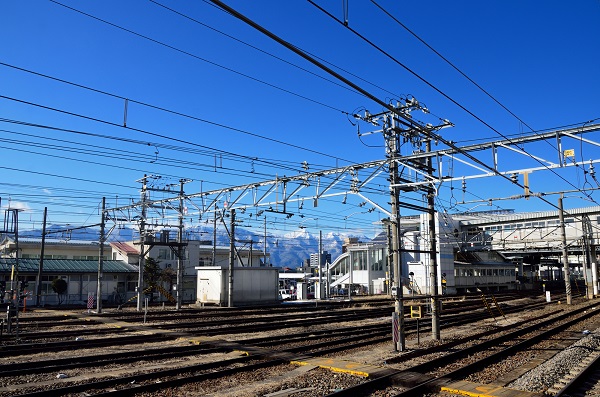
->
<box><xmin>18</xmin><ymin>224</ymin><xmax>372</xmax><ymax>269</ymax></box>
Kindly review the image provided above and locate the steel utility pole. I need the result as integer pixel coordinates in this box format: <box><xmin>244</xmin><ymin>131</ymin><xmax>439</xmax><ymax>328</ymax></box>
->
<box><xmin>176</xmin><ymin>180</ymin><xmax>185</xmax><ymax>310</ymax></box>
<box><xmin>318</xmin><ymin>230</ymin><xmax>323</xmax><ymax>299</ymax></box>
<box><xmin>36</xmin><ymin>207</ymin><xmax>47</xmax><ymax>307</ymax></box>
<box><xmin>388</xmin><ymin>112</ymin><xmax>405</xmax><ymax>351</ymax></box>
<box><xmin>263</xmin><ymin>216</ymin><xmax>267</xmax><ymax>266</ymax></box>
<box><xmin>228</xmin><ymin>209</ymin><xmax>235</xmax><ymax>308</ymax></box>
<box><xmin>582</xmin><ymin>215</ymin><xmax>594</xmax><ymax>299</ymax></box>
<box><xmin>137</xmin><ymin>176</ymin><xmax>148</xmax><ymax>311</ymax></box>
<box><xmin>212</xmin><ymin>207</ymin><xmax>218</xmax><ymax>266</ymax></box>
<box><xmin>356</xmin><ymin>100</ymin><xmax>450</xmax><ymax>350</ymax></box>
<box><xmin>426</xmin><ymin>138</ymin><xmax>441</xmax><ymax>340</ymax></box>
<box><xmin>97</xmin><ymin>197</ymin><xmax>106</xmax><ymax>313</ymax></box>
<box><xmin>558</xmin><ymin>195</ymin><xmax>572</xmax><ymax>304</ymax></box>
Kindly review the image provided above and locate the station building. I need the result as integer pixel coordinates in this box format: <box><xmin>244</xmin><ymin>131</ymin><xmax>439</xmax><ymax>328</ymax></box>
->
<box><xmin>0</xmin><ymin>234</ymin><xmax>272</xmax><ymax>306</ymax></box>
<box><xmin>325</xmin><ymin>205</ymin><xmax>599</xmax><ymax>297</ymax></box>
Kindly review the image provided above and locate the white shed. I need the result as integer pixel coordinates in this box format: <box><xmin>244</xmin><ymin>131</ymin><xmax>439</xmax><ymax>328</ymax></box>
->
<box><xmin>195</xmin><ymin>266</ymin><xmax>279</xmax><ymax>306</ymax></box>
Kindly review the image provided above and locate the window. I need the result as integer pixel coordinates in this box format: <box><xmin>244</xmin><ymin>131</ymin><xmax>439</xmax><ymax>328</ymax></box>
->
<box><xmin>370</xmin><ymin>248</ymin><xmax>385</xmax><ymax>271</ymax></box>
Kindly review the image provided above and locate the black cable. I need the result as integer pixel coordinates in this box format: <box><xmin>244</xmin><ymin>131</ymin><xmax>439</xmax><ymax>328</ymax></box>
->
<box><xmin>369</xmin><ymin>0</ymin><xmax>535</xmax><ymax>133</ymax></box>
<box><xmin>370</xmin><ymin>0</ymin><xmax>594</xmax><ymax>184</ymax></box>
<box><xmin>305</xmin><ymin>0</ymin><xmax>598</xmax><ymax>207</ymax></box>
<box><xmin>0</xmin><ymin>62</ymin><xmax>355</xmax><ymax>166</ymax></box>
<box><xmin>48</xmin><ymin>1</ymin><xmax>350</xmax><ymax>114</ymax></box>
<box><xmin>0</xmin><ymin>165</ymin><xmax>134</xmax><ymax>189</ymax></box>
<box><xmin>0</xmin><ymin>126</ymin><xmax>285</xmax><ymax>180</ymax></box>
<box><xmin>0</xmin><ymin>95</ymin><xmax>316</xmax><ymax>176</ymax></box>
<box><xmin>148</xmin><ymin>0</ymin><xmax>362</xmax><ymax>97</ymax></box>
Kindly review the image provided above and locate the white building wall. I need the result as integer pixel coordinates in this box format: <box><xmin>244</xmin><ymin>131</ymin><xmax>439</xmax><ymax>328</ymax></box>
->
<box><xmin>416</xmin><ymin>213</ymin><xmax>458</xmax><ymax>295</ymax></box>
<box><xmin>195</xmin><ymin>266</ymin><xmax>279</xmax><ymax>306</ymax></box>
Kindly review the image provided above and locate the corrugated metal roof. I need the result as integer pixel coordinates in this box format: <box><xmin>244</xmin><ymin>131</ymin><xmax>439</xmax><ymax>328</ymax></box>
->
<box><xmin>0</xmin><ymin>259</ymin><xmax>138</xmax><ymax>273</ymax></box>
<box><xmin>110</xmin><ymin>241</ymin><xmax>139</xmax><ymax>255</ymax></box>
<box><xmin>459</xmin><ymin>205</ymin><xmax>600</xmax><ymax>226</ymax></box>
<box><xmin>6</xmin><ymin>237</ymin><xmax>107</xmax><ymax>246</ymax></box>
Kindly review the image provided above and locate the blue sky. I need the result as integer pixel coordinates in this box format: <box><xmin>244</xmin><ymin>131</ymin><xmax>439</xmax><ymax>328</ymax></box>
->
<box><xmin>1</xmin><ymin>0</ymin><xmax>599</xmax><ymax>239</ymax></box>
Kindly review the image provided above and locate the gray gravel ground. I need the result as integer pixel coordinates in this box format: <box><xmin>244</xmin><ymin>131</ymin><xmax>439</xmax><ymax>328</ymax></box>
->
<box><xmin>507</xmin><ymin>327</ymin><xmax>600</xmax><ymax>393</ymax></box>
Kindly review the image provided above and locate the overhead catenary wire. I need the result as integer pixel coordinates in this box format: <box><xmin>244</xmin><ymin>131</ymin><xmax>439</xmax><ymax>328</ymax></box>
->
<box><xmin>303</xmin><ymin>0</ymin><xmax>599</xmax><ymax>208</ymax></box>
<box><xmin>0</xmin><ymin>62</ymin><xmax>354</xmax><ymax>166</ymax></box>
<box><xmin>47</xmin><ymin>2</ymin><xmax>352</xmax><ymax>115</ymax></box>
<box><xmin>0</xmin><ymin>116</ymin><xmax>357</xmax><ymax>176</ymax></box>
<box><xmin>3</xmin><ymin>2</ymin><xmax>596</xmax><ymax>241</ymax></box>
<box><xmin>0</xmin><ymin>126</ymin><xmax>289</xmax><ymax>181</ymax></box>
<box><xmin>368</xmin><ymin>0</ymin><xmax>593</xmax><ymax>182</ymax></box>
<box><xmin>369</xmin><ymin>0</ymin><xmax>536</xmax><ymax>133</ymax></box>
<box><xmin>0</xmin><ymin>94</ymin><xmax>326</xmax><ymax>177</ymax></box>
<box><xmin>0</xmin><ymin>110</ymin><xmax>394</xmax><ymax>220</ymax></box>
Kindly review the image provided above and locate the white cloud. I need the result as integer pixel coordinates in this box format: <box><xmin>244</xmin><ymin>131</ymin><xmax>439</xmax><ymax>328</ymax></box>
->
<box><xmin>1</xmin><ymin>201</ymin><xmax>32</xmax><ymax>212</ymax></box>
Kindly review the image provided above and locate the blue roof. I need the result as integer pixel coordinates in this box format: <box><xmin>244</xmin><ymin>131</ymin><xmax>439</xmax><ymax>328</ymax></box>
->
<box><xmin>0</xmin><ymin>259</ymin><xmax>138</xmax><ymax>273</ymax></box>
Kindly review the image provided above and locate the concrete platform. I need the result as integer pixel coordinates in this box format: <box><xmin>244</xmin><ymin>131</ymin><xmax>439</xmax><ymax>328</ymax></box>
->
<box><xmin>290</xmin><ymin>357</ymin><xmax>387</xmax><ymax>378</ymax></box>
<box><xmin>440</xmin><ymin>380</ymin><xmax>545</xmax><ymax>397</ymax></box>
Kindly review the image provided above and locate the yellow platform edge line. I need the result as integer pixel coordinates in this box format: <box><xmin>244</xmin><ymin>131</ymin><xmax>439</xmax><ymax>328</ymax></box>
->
<box><xmin>290</xmin><ymin>360</ymin><xmax>370</xmax><ymax>378</ymax></box>
<box><xmin>440</xmin><ymin>386</ymin><xmax>494</xmax><ymax>397</ymax></box>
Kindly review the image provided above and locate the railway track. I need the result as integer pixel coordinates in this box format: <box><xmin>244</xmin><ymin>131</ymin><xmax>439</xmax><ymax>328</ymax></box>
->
<box><xmin>0</xmin><ymin>295</ymin><xmax>549</xmax><ymax>357</ymax></box>
<box><xmin>326</xmin><ymin>301</ymin><xmax>600</xmax><ymax>396</ymax></box>
<box><xmin>545</xmin><ymin>334</ymin><xmax>600</xmax><ymax>397</ymax></box>
<box><xmin>0</xmin><ymin>293</ymin><xmax>593</xmax><ymax>396</ymax></box>
<box><xmin>2</xmin><ymin>292</ymin><xmax>548</xmax><ymax>346</ymax></box>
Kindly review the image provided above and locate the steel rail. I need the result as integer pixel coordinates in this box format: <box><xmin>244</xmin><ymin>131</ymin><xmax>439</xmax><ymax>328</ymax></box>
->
<box><xmin>4</xmin><ymin>300</ymin><xmax>563</xmax><ymax>396</ymax></box>
<box><xmin>326</xmin><ymin>303</ymin><xmax>600</xmax><ymax>396</ymax></box>
<box><xmin>552</xmin><ymin>349</ymin><xmax>600</xmax><ymax>396</ymax></box>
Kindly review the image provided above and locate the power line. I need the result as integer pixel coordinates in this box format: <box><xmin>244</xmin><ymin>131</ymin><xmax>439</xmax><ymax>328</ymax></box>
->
<box><xmin>304</xmin><ymin>0</ymin><xmax>599</xmax><ymax>208</ymax></box>
<box><xmin>369</xmin><ymin>0</ymin><xmax>535</xmax><ymax>133</ymax></box>
<box><xmin>0</xmin><ymin>94</ymin><xmax>318</xmax><ymax>176</ymax></box>
<box><xmin>0</xmin><ymin>62</ymin><xmax>354</xmax><ymax>166</ymax></box>
<box><xmin>149</xmin><ymin>0</ymin><xmax>362</xmax><ymax>97</ymax></box>
<box><xmin>47</xmin><ymin>1</ymin><xmax>350</xmax><ymax>115</ymax></box>
<box><xmin>368</xmin><ymin>0</ymin><xmax>592</xmax><ymax>186</ymax></box>
<box><xmin>0</xmin><ymin>165</ymin><xmax>134</xmax><ymax>189</ymax></box>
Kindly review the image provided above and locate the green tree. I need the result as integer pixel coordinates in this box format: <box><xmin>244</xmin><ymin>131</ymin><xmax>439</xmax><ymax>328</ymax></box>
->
<box><xmin>160</xmin><ymin>267</ymin><xmax>176</xmax><ymax>293</ymax></box>
<box><xmin>51</xmin><ymin>278</ymin><xmax>68</xmax><ymax>305</ymax></box>
<box><xmin>144</xmin><ymin>257</ymin><xmax>162</xmax><ymax>303</ymax></box>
